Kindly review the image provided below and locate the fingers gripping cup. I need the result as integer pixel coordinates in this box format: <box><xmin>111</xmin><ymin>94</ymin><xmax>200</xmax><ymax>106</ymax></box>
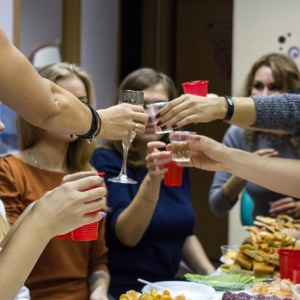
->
<box><xmin>164</xmin><ymin>161</ymin><xmax>183</xmax><ymax>186</ymax></box>
<box><xmin>71</xmin><ymin>172</ymin><xmax>105</xmax><ymax>242</ymax></box>
<box><xmin>169</xmin><ymin>131</ymin><xmax>196</xmax><ymax>162</ymax></box>
<box><xmin>146</xmin><ymin>102</ymin><xmax>173</xmax><ymax>134</ymax></box>
<box><xmin>182</xmin><ymin>80</ymin><xmax>208</xmax><ymax>96</ymax></box>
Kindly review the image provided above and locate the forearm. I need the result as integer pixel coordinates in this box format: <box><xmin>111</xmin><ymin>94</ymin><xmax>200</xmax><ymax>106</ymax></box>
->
<box><xmin>181</xmin><ymin>235</ymin><xmax>215</xmax><ymax>275</ymax></box>
<box><xmin>0</xmin><ymin>202</ymin><xmax>35</xmax><ymax>249</ymax></box>
<box><xmin>115</xmin><ymin>174</ymin><xmax>161</xmax><ymax>246</ymax></box>
<box><xmin>222</xmin><ymin>175</ymin><xmax>246</xmax><ymax>204</ymax></box>
<box><xmin>0</xmin><ymin>29</ymin><xmax>91</xmax><ymax>135</ymax></box>
<box><xmin>222</xmin><ymin>97</ymin><xmax>256</xmax><ymax>126</ymax></box>
<box><xmin>89</xmin><ymin>270</ymin><xmax>110</xmax><ymax>300</ymax></box>
<box><xmin>0</xmin><ymin>206</ymin><xmax>51</xmax><ymax>299</ymax></box>
<box><xmin>226</xmin><ymin>149</ymin><xmax>300</xmax><ymax>198</ymax></box>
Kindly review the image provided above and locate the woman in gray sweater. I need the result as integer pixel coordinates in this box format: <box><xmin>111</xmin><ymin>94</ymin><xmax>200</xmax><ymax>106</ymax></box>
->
<box><xmin>209</xmin><ymin>54</ymin><xmax>300</xmax><ymax>220</ymax></box>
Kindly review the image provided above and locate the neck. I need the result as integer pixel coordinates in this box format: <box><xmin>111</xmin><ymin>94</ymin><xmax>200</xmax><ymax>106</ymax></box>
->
<box><xmin>23</xmin><ymin>141</ymin><xmax>69</xmax><ymax>173</ymax></box>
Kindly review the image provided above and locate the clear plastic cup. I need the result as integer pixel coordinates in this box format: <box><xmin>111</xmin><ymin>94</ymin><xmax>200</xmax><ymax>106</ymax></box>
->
<box><xmin>146</xmin><ymin>102</ymin><xmax>173</xmax><ymax>134</ymax></box>
<box><xmin>169</xmin><ymin>131</ymin><xmax>196</xmax><ymax>162</ymax></box>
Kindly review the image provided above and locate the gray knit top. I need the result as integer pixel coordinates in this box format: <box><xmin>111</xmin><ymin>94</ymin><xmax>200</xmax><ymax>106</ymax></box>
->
<box><xmin>252</xmin><ymin>93</ymin><xmax>300</xmax><ymax>139</ymax></box>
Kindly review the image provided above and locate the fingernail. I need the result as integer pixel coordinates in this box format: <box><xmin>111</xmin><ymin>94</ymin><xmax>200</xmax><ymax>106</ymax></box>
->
<box><xmin>101</xmin><ymin>212</ymin><xmax>107</xmax><ymax>218</ymax></box>
<box><xmin>161</xmin><ymin>125</ymin><xmax>167</xmax><ymax>130</ymax></box>
<box><xmin>172</xmin><ymin>124</ymin><xmax>178</xmax><ymax>129</ymax></box>
<box><xmin>157</xmin><ymin>120</ymin><xmax>162</xmax><ymax>126</ymax></box>
<box><xmin>156</xmin><ymin>113</ymin><xmax>161</xmax><ymax>118</ymax></box>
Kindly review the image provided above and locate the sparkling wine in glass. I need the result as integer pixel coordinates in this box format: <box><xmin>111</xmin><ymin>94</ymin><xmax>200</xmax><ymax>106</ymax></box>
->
<box><xmin>108</xmin><ymin>90</ymin><xmax>144</xmax><ymax>184</ymax></box>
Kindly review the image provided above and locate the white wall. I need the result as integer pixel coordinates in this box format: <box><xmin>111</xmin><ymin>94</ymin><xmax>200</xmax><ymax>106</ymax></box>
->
<box><xmin>229</xmin><ymin>0</ymin><xmax>300</xmax><ymax>244</ymax></box>
<box><xmin>81</xmin><ymin>1</ymin><xmax>118</xmax><ymax>109</ymax></box>
<box><xmin>20</xmin><ymin>0</ymin><xmax>62</xmax><ymax>58</ymax></box>
<box><xmin>232</xmin><ymin>0</ymin><xmax>300</xmax><ymax>96</ymax></box>
<box><xmin>0</xmin><ymin>0</ymin><xmax>14</xmax><ymax>40</ymax></box>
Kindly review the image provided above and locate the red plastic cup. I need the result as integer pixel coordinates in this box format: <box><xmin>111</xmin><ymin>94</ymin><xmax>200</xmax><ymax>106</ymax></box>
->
<box><xmin>182</xmin><ymin>80</ymin><xmax>209</xmax><ymax>96</ymax></box>
<box><xmin>294</xmin><ymin>268</ymin><xmax>300</xmax><ymax>284</ymax></box>
<box><xmin>71</xmin><ymin>171</ymin><xmax>105</xmax><ymax>242</ymax></box>
<box><xmin>164</xmin><ymin>161</ymin><xmax>183</xmax><ymax>186</ymax></box>
<box><xmin>278</xmin><ymin>249</ymin><xmax>300</xmax><ymax>280</ymax></box>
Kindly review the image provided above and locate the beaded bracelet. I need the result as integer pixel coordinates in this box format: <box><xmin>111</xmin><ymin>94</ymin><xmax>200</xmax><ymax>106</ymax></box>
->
<box><xmin>77</xmin><ymin>103</ymin><xmax>101</xmax><ymax>143</ymax></box>
<box><xmin>223</xmin><ymin>96</ymin><xmax>234</xmax><ymax>121</ymax></box>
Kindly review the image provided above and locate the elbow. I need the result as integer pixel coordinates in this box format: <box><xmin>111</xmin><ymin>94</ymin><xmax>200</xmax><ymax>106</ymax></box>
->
<box><xmin>209</xmin><ymin>199</ymin><xmax>226</xmax><ymax>217</ymax></box>
<box><xmin>115</xmin><ymin>231</ymin><xmax>141</xmax><ymax>247</ymax></box>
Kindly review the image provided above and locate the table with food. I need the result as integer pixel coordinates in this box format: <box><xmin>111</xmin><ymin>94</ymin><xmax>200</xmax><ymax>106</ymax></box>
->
<box><xmin>118</xmin><ymin>215</ymin><xmax>300</xmax><ymax>300</ymax></box>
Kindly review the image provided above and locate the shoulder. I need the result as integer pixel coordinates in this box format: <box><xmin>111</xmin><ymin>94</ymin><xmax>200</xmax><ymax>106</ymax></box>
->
<box><xmin>0</xmin><ymin>155</ymin><xmax>18</xmax><ymax>168</ymax></box>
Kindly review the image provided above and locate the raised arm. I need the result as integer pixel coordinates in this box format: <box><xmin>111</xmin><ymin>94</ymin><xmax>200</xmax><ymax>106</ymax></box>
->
<box><xmin>114</xmin><ymin>141</ymin><xmax>172</xmax><ymax>246</ymax></box>
<box><xmin>0</xmin><ymin>28</ymin><xmax>148</xmax><ymax>145</ymax></box>
<box><xmin>156</xmin><ymin>95</ymin><xmax>256</xmax><ymax>129</ymax></box>
<box><xmin>0</xmin><ymin>175</ymin><xmax>107</xmax><ymax>300</ymax></box>
<box><xmin>173</xmin><ymin>135</ymin><xmax>300</xmax><ymax>199</ymax></box>
<box><xmin>157</xmin><ymin>93</ymin><xmax>300</xmax><ymax>138</ymax></box>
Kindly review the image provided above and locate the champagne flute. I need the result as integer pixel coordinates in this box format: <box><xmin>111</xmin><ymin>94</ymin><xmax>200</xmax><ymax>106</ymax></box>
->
<box><xmin>108</xmin><ymin>90</ymin><xmax>144</xmax><ymax>184</ymax></box>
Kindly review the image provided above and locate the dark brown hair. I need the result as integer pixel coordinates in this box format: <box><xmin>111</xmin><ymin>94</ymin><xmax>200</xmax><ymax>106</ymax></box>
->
<box><xmin>103</xmin><ymin>68</ymin><xmax>178</xmax><ymax>168</ymax></box>
<box><xmin>241</xmin><ymin>53</ymin><xmax>300</xmax><ymax>151</ymax></box>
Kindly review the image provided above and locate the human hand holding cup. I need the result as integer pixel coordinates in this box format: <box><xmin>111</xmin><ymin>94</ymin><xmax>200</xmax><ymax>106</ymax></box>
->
<box><xmin>169</xmin><ymin>131</ymin><xmax>197</xmax><ymax>162</ymax></box>
<box><xmin>71</xmin><ymin>171</ymin><xmax>106</xmax><ymax>241</ymax></box>
<box><xmin>55</xmin><ymin>171</ymin><xmax>106</xmax><ymax>240</ymax></box>
<box><xmin>146</xmin><ymin>102</ymin><xmax>173</xmax><ymax>134</ymax></box>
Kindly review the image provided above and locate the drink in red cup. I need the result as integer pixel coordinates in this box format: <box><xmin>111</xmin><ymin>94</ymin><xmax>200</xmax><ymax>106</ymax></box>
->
<box><xmin>164</xmin><ymin>161</ymin><xmax>183</xmax><ymax>186</ymax></box>
<box><xmin>182</xmin><ymin>80</ymin><xmax>208</xmax><ymax>96</ymax></box>
<box><xmin>71</xmin><ymin>171</ymin><xmax>105</xmax><ymax>242</ymax></box>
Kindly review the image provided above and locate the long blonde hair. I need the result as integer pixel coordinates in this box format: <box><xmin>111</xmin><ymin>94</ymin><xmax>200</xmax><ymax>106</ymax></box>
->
<box><xmin>16</xmin><ymin>63</ymin><xmax>96</xmax><ymax>172</ymax></box>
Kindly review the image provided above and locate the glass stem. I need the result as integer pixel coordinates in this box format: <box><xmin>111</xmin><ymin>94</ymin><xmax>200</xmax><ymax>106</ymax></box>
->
<box><xmin>120</xmin><ymin>142</ymin><xmax>129</xmax><ymax>176</ymax></box>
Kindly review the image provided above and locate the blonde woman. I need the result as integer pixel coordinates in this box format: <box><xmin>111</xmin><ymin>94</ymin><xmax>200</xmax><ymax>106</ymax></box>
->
<box><xmin>0</xmin><ymin>63</ymin><xmax>110</xmax><ymax>300</ymax></box>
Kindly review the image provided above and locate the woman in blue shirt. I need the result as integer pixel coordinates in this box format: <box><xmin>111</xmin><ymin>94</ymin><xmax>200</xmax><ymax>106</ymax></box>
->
<box><xmin>91</xmin><ymin>68</ymin><xmax>215</xmax><ymax>298</ymax></box>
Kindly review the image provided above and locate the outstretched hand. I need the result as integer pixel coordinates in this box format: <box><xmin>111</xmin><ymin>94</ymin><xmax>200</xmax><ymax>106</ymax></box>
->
<box><xmin>156</xmin><ymin>95</ymin><xmax>226</xmax><ymax>129</ymax></box>
<box><xmin>145</xmin><ymin>141</ymin><xmax>172</xmax><ymax>179</ymax></box>
<box><xmin>35</xmin><ymin>175</ymin><xmax>107</xmax><ymax>237</ymax></box>
<box><xmin>166</xmin><ymin>135</ymin><xmax>230</xmax><ymax>172</ymax></box>
<box><xmin>98</xmin><ymin>103</ymin><xmax>149</xmax><ymax>146</ymax></box>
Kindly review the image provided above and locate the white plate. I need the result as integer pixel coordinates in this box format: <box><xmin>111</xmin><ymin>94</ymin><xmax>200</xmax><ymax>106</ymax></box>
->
<box><xmin>220</xmin><ymin>256</ymin><xmax>233</xmax><ymax>264</ymax></box>
<box><xmin>141</xmin><ymin>281</ymin><xmax>215</xmax><ymax>299</ymax></box>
